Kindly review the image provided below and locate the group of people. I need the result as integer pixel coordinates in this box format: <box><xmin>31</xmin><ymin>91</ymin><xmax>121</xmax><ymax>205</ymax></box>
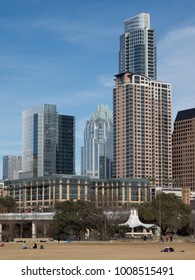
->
<box><xmin>22</xmin><ymin>241</ymin><xmax>44</xmax><ymax>249</ymax></box>
<box><xmin>161</xmin><ymin>233</ymin><xmax>173</xmax><ymax>243</ymax></box>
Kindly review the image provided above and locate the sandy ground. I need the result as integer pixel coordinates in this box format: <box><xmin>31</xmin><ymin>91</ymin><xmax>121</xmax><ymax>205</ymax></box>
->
<box><xmin>0</xmin><ymin>240</ymin><xmax>195</xmax><ymax>260</ymax></box>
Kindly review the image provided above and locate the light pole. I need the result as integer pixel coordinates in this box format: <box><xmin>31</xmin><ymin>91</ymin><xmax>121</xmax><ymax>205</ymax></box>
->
<box><xmin>20</xmin><ymin>211</ymin><xmax>23</xmax><ymax>238</ymax></box>
<box><xmin>126</xmin><ymin>184</ymin><xmax>131</xmax><ymax>211</ymax></box>
<box><xmin>95</xmin><ymin>183</ymin><xmax>102</xmax><ymax>208</ymax></box>
<box><xmin>159</xmin><ymin>190</ymin><xmax>162</xmax><ymax>242</ymax></box>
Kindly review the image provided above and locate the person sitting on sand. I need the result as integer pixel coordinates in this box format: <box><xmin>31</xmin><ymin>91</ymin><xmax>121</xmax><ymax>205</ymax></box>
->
<box><xmin>161</xmin><ymin>247</ymin><xmax>174</xmax><ymax>252</ymax></box>
<box><xmin>40</xmin><ymin>244</ymin><xmax>44</xmax><ymax>249</ymax></box>
<box><xmin>22</xmin><ymin>241</ymin><xmax>27</xmax><ymax>249</ymax></box>
<box><xmin>32</xmin><ymin>243</ymin><xmax>37</xmax><ymax>249</ymax></box>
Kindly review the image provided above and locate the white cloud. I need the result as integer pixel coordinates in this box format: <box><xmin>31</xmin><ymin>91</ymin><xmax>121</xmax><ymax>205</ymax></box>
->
<box><xmin>0</xmin><ymin>16</ymin><xmax>120</xmax><ymax>49</ymax></box>
<box><xmin>98</xmin><ymin>74</ymin><xmax>115</xmax><ymax>87</ymax></box>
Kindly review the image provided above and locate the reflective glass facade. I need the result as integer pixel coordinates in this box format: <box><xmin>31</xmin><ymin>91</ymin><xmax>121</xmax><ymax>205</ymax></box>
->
<box><xmin>3</xmin><ymin>155</ymin><xmax>22</xmax><ymax>180</ymax></box>
<box><xmin>56</xmin><ymin>115</ymin><xmax>75</xmax><ymax>175</ymax></box>
<box><xmin>22</xmin><ymin>104</ymin><xmax>75</xmax><ymax>178</ymax></box>
<box><xmin>119</xmin><ymin>13</ymin><xmax>156</xmax><ymax>80</ymax></box>
<box><xmin>81</xmin><ymin>105</ymin><xmax>113</xmax><ymax>179</ymax></box>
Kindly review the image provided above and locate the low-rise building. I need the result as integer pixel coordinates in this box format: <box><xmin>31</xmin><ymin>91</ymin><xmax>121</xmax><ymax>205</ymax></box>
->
<box><xmin>4</xmin><ymin>175</ymin><xmax>151</xmax><ymax>210</ymax></box>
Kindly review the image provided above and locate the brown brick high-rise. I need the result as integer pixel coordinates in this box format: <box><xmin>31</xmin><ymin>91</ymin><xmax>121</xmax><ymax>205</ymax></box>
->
<box><xmin>113</xmin><ymin>72</ymin><xmax>172</xmax><ymax>188</ymax></box>
<box><xmin>173</xmin><ymin>108</ymin><xmax>195</xmax><ymax>192</ymax></box>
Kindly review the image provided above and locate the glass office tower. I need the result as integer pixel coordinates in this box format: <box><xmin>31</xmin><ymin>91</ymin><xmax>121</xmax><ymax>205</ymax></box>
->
<box><xmin>81</xmin><ymin>104</ymin><xmax>113</xmax><ymax>179</ymax></box>
<box><xmin>22</xmin><ymin>104</ymin><xmax>57</xmax><ymax>177</ymax></box>
<box><xmin>22</xmin><ymin>104</ymin><xmax>75</xmax><ymax>178</ymax></box>
<box><xmin>119</xmin><ymin>13</ymin><xmax>157</xmax><ymax>80</ymax></box>
<box><xmin>3</xmin><ymin>155</ymin><xmax>22</xmax><ymax>180</ymax></box>
<box><xmin>56</xmin><ymin>115</ymin><xmax>75</xmax><ymax>175</ymax></box>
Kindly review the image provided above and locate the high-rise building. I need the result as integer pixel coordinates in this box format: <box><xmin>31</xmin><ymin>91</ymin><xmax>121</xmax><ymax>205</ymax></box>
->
<box><xmin>3</xmin><ymin>155</ymin><xmax>22</xmax><ymax>180</ymax></box>
<box><xmin>22</xmin><ymin>104</ymin><xmax>75</xmax><ymax>178</ymax></box>
<box><xmin>0</xmin><ymin>180</ymin><xmax>4</xmax><ymax>197</ymax></box>
<box><xmin>81</xmin><ymin>104</ymin><xmax>113</xmax><ymax>179</ymax></box>
<box><xmin>113</xmin><ymin>72</ymin><xmax>172</xmax><ymax>187</ymax></box>
<box><xmin>172</xmin><ymin>108</ymin><xmax>195</xmax><ymax>191</ymax></box>
<box><xmin>56</xmin><ymin>115</ymin><xmax>75</xmax><ymax>175</ymax></box>
<box><xmin>119</xmin><ymin>13</ymin><xmax>156</xmax><ymax>80</ymax></box>
<box><xmin>114</xmin><ymin>13</ymin><xmax>172</xmax><ymax>187</ymax></box>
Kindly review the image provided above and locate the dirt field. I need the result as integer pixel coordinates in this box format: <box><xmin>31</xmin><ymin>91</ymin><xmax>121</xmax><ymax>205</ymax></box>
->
<box><xmin>0</xmin><ymin>240</ymin><xmax>195</xmax><ymax>260</ymax></box>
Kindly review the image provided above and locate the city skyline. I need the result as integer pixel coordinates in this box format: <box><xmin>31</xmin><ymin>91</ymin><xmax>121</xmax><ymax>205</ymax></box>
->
<box><xmin>0</xmin><ymin>0</ymin><xmax>195</xmax><ymax>177</ymax></box>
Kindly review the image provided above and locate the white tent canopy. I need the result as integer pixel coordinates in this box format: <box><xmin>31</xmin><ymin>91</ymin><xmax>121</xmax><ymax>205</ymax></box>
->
<box><xmin>119</xmin><ymin>208</ymin><xmax>154</xmax><ymax>229</ymax></box>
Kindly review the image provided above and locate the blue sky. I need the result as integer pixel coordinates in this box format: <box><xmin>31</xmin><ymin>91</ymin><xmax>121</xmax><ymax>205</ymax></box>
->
<box><xmin>0</xmin><ymin>0</ymin><xmax>195</xmax><ymax>177</ymax></box>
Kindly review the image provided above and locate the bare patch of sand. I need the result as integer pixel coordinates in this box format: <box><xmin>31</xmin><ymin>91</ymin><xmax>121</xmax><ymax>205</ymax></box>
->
<box><xmin>0</xmin><ymin>241</ymin><xmax>194</xmax><ymax>260</ymax></box>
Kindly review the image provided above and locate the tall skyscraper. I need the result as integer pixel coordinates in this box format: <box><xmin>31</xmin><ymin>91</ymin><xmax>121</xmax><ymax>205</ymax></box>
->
<box><xmin>81</xmin><ymin>104</ymin><xmax>113</xmax><ymax>179</ymax></box>
<box><xmin>119</xmin><ymin>13</ymin><xmax>156</xmax><ymax>80</ymax></box>
<box><xmin>114</xmin><ymin>12</ymin><xmax>172</xmax><ymax>188</ymax></box>
<box><xmin>113</xmin><ymin>72</ymin><xmax>172</xmax><ymax>187</ymax></box>
<box><xmin>3</xmin><ymin>155</ymin><xmax>22</xmax><ymax>180</ymax></box>
<box><xmin>172</xmin><ymin>108</ymin><xmax>195</xmax><ymax>191</ymax></box>
<box><xmin>22</xmin><ymin>104</ymin><xmax>75</xmax><ymax>178</ymax></box>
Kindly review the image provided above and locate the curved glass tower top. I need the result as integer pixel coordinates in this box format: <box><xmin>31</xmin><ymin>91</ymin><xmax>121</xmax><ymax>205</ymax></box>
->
<box><xmin>124</xmin><ymin>12</ymin><xmax>150</xmax><ymax>31</ymax></box>
<box><xmin>119</xmin><ymin>13</ymin><xmax>157</xmax><ymax>80</ymax></box>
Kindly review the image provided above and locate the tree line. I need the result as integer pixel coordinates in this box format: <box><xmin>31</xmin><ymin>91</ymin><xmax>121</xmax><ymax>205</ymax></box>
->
<box><xmin>0</xmin><ymin>193</ymin><xmax>194</xmax><ymax>240</ymax></box>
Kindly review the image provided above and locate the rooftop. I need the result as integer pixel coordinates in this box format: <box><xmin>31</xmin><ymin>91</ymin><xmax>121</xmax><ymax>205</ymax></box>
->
<box><xmin>175</xmin><ymin>108</ymin><xmax>195</xmax><ymax>122</ymax></box>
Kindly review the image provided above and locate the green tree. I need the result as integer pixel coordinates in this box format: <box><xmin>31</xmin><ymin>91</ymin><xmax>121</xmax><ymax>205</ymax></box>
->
<box><xmin>138</xmin><ymin>192</ymin><xmax>191</xmax><ymax>236</ymax></box>
<box><xmin>54</xmin><ymin>200</ymin><xmax>108</xmax><ymax>240</ymax></box>
<box><xmin>0</xmin><ymin>196</ymin><xmax>17</xmax><ymax>212</ymax></box>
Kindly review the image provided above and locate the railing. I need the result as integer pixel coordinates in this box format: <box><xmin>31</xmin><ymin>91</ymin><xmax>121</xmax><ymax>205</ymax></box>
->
<box><xmin>0</xmin><ymin>212</ymin><xmax>55</xmax><ymax>221</ymax></box>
